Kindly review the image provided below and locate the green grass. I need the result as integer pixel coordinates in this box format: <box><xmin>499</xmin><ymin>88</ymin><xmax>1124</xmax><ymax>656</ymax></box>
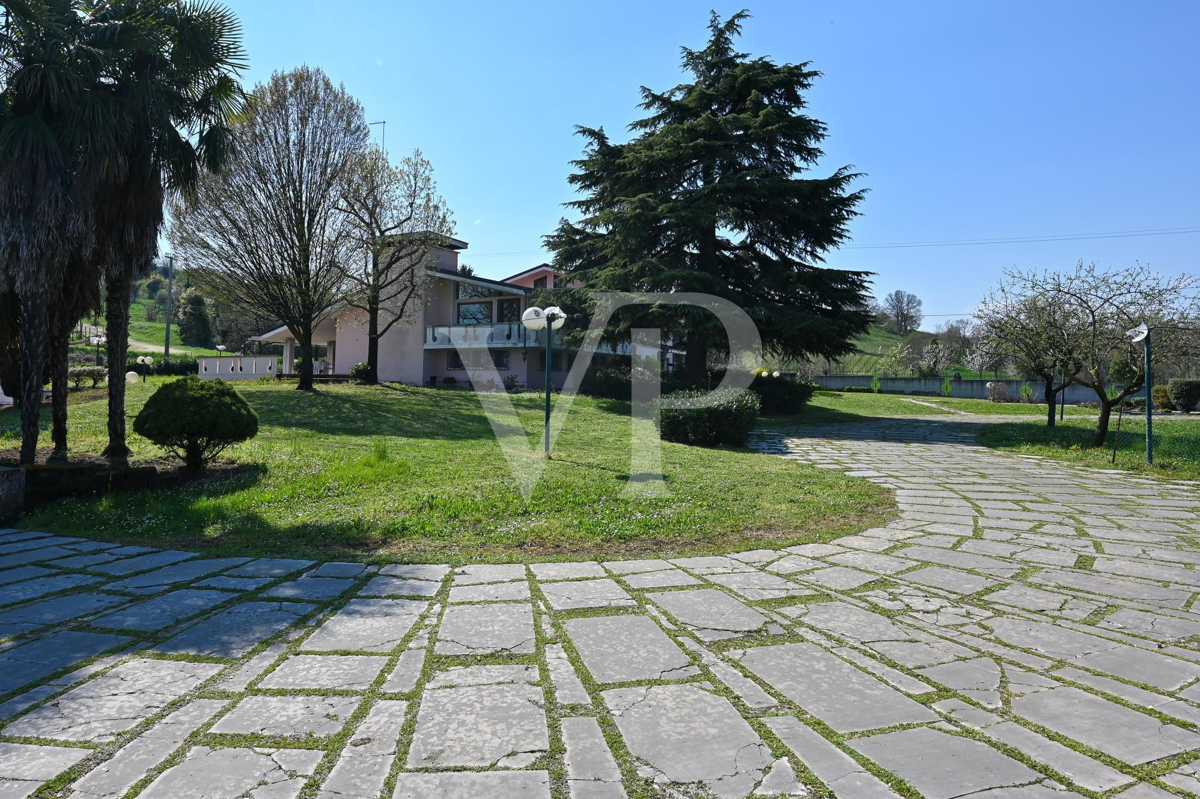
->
<box><xmin>976</xmin><ymin>415</ymin><xmax>1200</xmax><ymax>480</ymax></box>
<box><xmin>2</xmin><ymin>381</ymin><xmax>892</xmax><ymax>563</ymax></box>
<box><xmin>759</xmin><ymin>390</ymin><xmax>954</xmax><ymax>427</ymax></box>
<box><xmin>125</xmin><ymin>298</ymin><xmax>222</xmax><ymax>356</ymax></box>
<box><xmin>920</xmin><ymin>397</ymin><xmax>1098</xmax><ymax>416</ymax></box>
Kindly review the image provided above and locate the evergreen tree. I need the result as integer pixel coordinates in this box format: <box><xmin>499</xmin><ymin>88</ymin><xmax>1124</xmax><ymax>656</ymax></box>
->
<box><xmin>175</xmin><ymin>288</ymin><xmax>214</xmax><ymax>348</ymax></box>
<box><xmin>546</xmin><ymin>11</ymin><xmax>872</xmax><ymax>386</ymax></box>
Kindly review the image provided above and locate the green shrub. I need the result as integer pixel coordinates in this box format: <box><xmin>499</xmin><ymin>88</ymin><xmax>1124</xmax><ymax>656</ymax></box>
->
<box><xmin>842</xmin><ymin>385</ymin><xmax>874</xmax><ymax>393</ymax></box>
<box><xmin>1168</xmin><ymin>379</ymin><xmax>1200</xmax><ymax>413</ymax></box>
<box><xmin>750</xmin><ymin>373</ymin><xmax>814</xmax><ymax>415</ymax></box>
<box><xmin>1152</xmin><ymin>385</ymin><xmax>1175</xmax><ymax>411</ymax></box>
<box><xmin>941</xmin><ymin>376</ymin><xmax>954</xmax><ymax>397</ymax></box>
<box><xmin>580</xmin><ymin>365</ymin><xmax>632</xmax><ymax>400</ymax></box>
<box><xmin>1019</xmin><ymin>382</ymin><xmax>1034</xmax><ymax>403</ymax></box>
<box><xmin>349</xmin><ymin>362</ymin><xmax>372</xmax><ymax>383</ymax></box>
<box><xmin>133</xmin><ymin>377</ymin><xmax>259</xmax><ymax>474</ymax></box>
<box><xmin>67</xmin><ymin>366</ymin><xmax>108</xmax><ymax>389</ymax></box>
<box><xmin>870</xmin><ymin>374</ymin><xmax>881</xmax><ymax>394</ymax></box>
<box><xmin>656</xmin><ymin>388</ymin><xmax>759</xmax><ymax>446</ymax></box>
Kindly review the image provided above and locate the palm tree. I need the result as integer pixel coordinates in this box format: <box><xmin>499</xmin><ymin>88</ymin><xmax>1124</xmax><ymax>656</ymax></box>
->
<box><xmin>88</xmin><ymin>0</ymin><xmax>246</xmax><ymax>463</ymax></box>
<box><xmin>0</xmin><ymin>2</ymin><xmax>128</xmax><ymax>464</ymax></box>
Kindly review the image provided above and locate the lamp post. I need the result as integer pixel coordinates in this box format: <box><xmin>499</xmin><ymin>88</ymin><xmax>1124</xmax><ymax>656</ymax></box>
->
<box><xmin>1127</xmin><ymin>322</ymin><xmax>1152</xmax><ymax>464</ymax></box>
<box><xmin>163</xmin><ymin>255</ymin><xmax>175</xmax><ymax>358</ymax></box>
<box><xmin>136</xmin><ymin>355</ymin><xmax>154</xmax><ymax>382</ymax></box>
<box><xmin>521</xmin><ymin>305</ymin><xmax>566</xmax><ymax>457</ymax></box>
<box><xmin>91</xmin><ymin>335</ymin><xmax>106</xmax><ymax>366</ymax></box>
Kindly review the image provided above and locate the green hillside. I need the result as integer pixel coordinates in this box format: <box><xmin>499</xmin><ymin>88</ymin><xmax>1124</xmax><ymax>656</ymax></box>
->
<box><xmin>126</xmin><ymin>298</ymin><xmax>222</xmax><ymax>356</ymax></box>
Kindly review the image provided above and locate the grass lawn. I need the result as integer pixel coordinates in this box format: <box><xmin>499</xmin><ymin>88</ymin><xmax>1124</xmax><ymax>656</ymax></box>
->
<box><xmin>1</xmin><ymin>381</ymin><xmax>892</xmax><ymax>563</ymax></box>
<box><xmin>760</xmin><ymin>390</ymin><xmax>954</xmax><ymax>427</ymax></box>
<box><xmin>976</xmin><ymin>415</ymin><xmax>1200</xmax><ymax>480</ymax></box>
<box><xmin>125</xmin><ymin>298</ymin><xmax>223</xmax><ymax>356</ymax></box>
<box><xmin>920</xmin><ymin>397</ymin><xmax>1098</xmax><ymax>417</ymax></box>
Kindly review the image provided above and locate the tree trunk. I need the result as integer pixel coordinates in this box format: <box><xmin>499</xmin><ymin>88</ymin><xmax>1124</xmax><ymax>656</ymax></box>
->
<box><xmin>49</xmin><ymin>329</ymin><xmax>70</xmax><ymax>462</ymax></box>
<box><xmin>1043</xmin><ymin>375</ymin><xmax>1057</xmax><ymax>428</ymax></box>
<box><xmin>685</xmin><ymin>332</ymin><xmax>709</xmax><ymax>389</ymax></box>
<box><xmin>17</xmin><ymin>286</ymin><xmax>48</xmax><ymax>465</ymax></box>
<box><xmin>103</xmin><ymin>271</ymin><xmax>133</xmax><ymax>465</ymax></box>
<box><xmin>366</xmin><ymin>296</ymin><xmax>380</xmax><ymax>384</ymax></box>
<box><xmin>297</xmin><ymin>329</ymin><xmax>315</xmax><ymax>391</ymax></box>
<box><xmin>1092</xmin><ymin>401</ymin><xmax>1112</xmax><ymax>448</ymax></box>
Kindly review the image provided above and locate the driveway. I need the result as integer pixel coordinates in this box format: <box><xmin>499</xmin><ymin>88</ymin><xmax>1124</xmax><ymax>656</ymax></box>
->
<box><xmin>0</xmin><ymin>415</ymin><xmax>1198</xmax><ymax>797</ymax></box>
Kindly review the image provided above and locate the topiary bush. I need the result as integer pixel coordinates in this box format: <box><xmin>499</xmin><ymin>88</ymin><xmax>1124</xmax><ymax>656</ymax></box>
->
<box><xmin>656</xmin><ymin>387</ymin><xmax>760</xmax><ymax>446</ymax></box>
<box><xmin>842</xmin><ymin>385</ymin><xmax>874</xmax><ymax>393</ymax></box>
<box><xmin>750</xmin><ymin>372</ymin><xmax>814</xmax><ymax>415</ymax></box>
<box><xmin>349</xmin><ymin>362</ymin><xmax>372</xmax><ymax>383</ymax></box>
<box><xmin>1152</xmin><ymin>385</ymin><xmax>1175</xmax><ymax>411</ymax></box>
<box><xmin>1168</xmin><ymin>379</ymin><xmax>1200</xmax><ymax>413</ymax></box>
<box><xmin>67</xmin><ymin>366</ymin><xmax>108</xmax><ymax>388</ymax></box>
<box><xmin>133</xmin><ymin>377</ymin><xmax>258</xmax><ymax>475</ymax></box>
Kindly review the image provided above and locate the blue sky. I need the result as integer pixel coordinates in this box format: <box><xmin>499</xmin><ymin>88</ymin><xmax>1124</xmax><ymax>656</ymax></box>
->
<box><xmin>221</xmin><ymin>0</ymin><xmax>1200</xmax><ymax>322</ymax></box>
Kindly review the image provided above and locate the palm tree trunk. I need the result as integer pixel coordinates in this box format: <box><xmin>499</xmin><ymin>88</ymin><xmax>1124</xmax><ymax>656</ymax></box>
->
<box><xmin>103</xmin><ymin>271</ymin><xmax>132</xmax><ymax>465</ymax></box>
<box><xmin>49</xmin><ymin>329</ymin><xmax>70</xmax><ymax>461</ymax></box>
<box><xmin>17</xmin><ymin>286</ymin><xmax>48</xmax><ymax>465</ymax></box>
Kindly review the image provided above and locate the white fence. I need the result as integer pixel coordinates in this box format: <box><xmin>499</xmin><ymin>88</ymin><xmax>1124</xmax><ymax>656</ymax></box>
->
<box><xmin>198</xmin><ymin>356</ymin><xmax>276</xmax><ymax>381</ymax></box>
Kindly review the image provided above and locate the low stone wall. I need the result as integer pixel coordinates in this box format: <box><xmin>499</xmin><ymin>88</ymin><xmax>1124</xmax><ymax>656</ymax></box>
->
<box><xmin>0</xmin><ymin>466</ymin><xmax>25</xmax><ymax>522</ymax></box>
<box><xmin>814</xmin><ymin>375</ymin><xmax>1102</xmax><ymax>404</ymax></box>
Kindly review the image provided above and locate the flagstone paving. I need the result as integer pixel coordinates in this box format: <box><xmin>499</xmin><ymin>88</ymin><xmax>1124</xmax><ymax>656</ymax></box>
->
<box><xmin>8</xmin><ymin>416</ymin><xmax>1200</xmax><ymax>796</ymax></box>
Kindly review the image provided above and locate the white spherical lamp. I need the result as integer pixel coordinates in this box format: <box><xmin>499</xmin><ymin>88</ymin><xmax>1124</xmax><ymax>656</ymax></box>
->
<box><xmin>544</xmin><ymin>306</ymin><xmax>566</xmax><ymax>330</ymax></box>
<box><xmin>521</xmin><ymin>306</ymin><xmax>547</xmax><ymax>331</ymax></box>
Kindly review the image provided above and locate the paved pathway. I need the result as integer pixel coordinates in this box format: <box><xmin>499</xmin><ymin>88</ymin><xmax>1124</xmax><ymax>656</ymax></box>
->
<box><xmin>3</xmin><ymin>417</ymin><xmax>1200</xmax><ymax>797</ymax></box>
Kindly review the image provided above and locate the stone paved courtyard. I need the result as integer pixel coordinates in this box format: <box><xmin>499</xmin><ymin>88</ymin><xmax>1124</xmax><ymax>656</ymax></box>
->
<box><xmin>3</xmin><ymin>417</ymin><xmax>1200</xmax><ymax>797</ymax></box>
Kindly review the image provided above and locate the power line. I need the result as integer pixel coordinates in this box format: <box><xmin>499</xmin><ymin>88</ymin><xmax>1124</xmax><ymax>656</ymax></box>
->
<box><xmin>844</xmin><ymin>226</ymin><xmax>1200</xmax><ymax>250</ymax></box>
<box><xmin>464</xmin><ymin>226</ymin><xmax>1200</xmax><ymax>258</ymax></box>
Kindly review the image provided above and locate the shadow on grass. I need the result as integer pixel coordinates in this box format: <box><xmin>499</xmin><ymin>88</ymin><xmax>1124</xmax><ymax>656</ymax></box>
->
<box><xmin>240</xmin><ymin>384</ymin><xmax>499</xmax><ymax>441</ymax></box>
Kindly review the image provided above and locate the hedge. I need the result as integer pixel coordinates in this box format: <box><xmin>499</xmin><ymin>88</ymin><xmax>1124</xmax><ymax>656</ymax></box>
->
<box><xmin>1168</xmin><ymin>379</ymin><xmax>1200</xmax><ymax>413</ymax></box>
<box><xmin>750</xmin><ymin>372</ymin><xmax>814</xmax><ymax>415</ymax></box>
<box><xmin>842</xmin><ymin>385</ymin><xmax>874</xmax><ymax>393</ymax></box>
<box><xmin>1152</xmin><ymin>385</ymin><xmax>1174</xmax><ymax>411</ymax></box>
<box><xmin>125</xmin><ymin>354</ymin><xmax>201</xmax><ymax>376</ymax></box>
<box><xmin>67</xmin><ymin>366</ymin><xmax>108</xmax><ymax>389</ymax></box>
<box><xmin>656</xmin><ymin>387</ymin><xmax>760</xmax><ymax>446</ymax></box>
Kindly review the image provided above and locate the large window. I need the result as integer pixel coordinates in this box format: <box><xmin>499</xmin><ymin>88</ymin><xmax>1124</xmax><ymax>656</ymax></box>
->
<box><xmin>492</xmin><ymin>350</ymin><xmax>510</xmax><ymax>370</ymax></box>
<box><xmin>533</xmin><ymin>276</ymin><xmax>548</xmax><ymax>289</ymax></box>
<box><xmin>447</xmin><ymin>351</ymin><xmax>464</xmax><ymax>370</ymax></box>
<box><xmin>457</xmin><ymin>301</ymin><xmax>492</xmax><ymax>325</ymax></box>
<box><xmin>449</xmin><ymin>350</ymin><xmax>509</xmax><ymax>370</ymax></box>
<box><xmin>456</xmin><ymin>282</ymin><xmax>503</xmax><ymax>300</ymax></box>
<box><xmin>498</xmin><ymin>298</ymin><xmax>521</xmax><ymax>323</ymax></box>
<box><xmin>539</xmin><ymin>351</ymin><xmax>563</xmax><ymax>372</ymax></box>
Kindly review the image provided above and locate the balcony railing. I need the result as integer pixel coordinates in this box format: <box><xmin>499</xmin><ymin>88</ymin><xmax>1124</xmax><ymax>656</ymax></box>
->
<box><xmin>424</xmin><ymin>323</ymin><xmax>637</xmax><ymax>356</ymax></box>
<box><xmin>425</xmin><ymin>323</ymin><xmax>526</xmax><ymax>348</ymax></box>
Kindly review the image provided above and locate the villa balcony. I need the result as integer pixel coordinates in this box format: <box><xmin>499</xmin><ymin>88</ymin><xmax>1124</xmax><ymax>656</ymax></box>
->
<box><xmin>424</xmin><ymin>323</ymin><xmax>527</xmax><ymax>349</ymax></box>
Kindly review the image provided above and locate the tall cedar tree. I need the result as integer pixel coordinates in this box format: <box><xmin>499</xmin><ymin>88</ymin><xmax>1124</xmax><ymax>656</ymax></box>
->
<box><xmin>545</xmin><ymin>11</ymin><xmax>871</xmax><ymax>386</ymax></box>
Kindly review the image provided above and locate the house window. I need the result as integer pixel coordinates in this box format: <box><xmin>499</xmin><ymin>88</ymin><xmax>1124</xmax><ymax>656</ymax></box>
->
<box><xmin>456</xmin><ymin>282</ymin><xmax>503</xmax><ymax>300</ymax></box>
<box><xmin>533</xmin><ymin>276</ymin><xmax>548</xmax><ymax>289</ymax></box>
<box><xmin>447</xmin><ymin>351</ymin><xmax>464</xmax><ymax>370</ymax></box>
<box><xmin>457</xmin><ymin>301</ymin><xmax>492</xmax><ymax>325</ymax></box>
<box><xmin>497</xmin><ymin>298</ymin><xmax>521</xmax><ymax>323</ymax></box>
<box><xmin>492</xmin><ymin>350</ymin><xmax>509</xmax><ymax>370</ymax></box>
<box><xmin>539</xmin><ymin>351</ymin><xmax>563</xmax><ymax>372</ymax></box>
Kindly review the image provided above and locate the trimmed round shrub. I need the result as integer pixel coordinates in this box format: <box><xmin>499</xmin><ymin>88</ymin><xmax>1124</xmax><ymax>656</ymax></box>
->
<box><xmin>750</xmin><ymin>373</ymin><xmax>814</xmax><ymax>415</ymax></box>
<box><xmin>133</xmin><ymin>377</ymin><xmax>258</xmax><ymax>474</ymax></box>
<box><xmin>656</xmin><ymin>387</ymin><xmax>760</xmax><ymax>446</ymax></box>
<box><xmin>1152</xmin><ymin>385</ymin><xmax>1175</xmax><ymax>411</ymax></box>
<box><xmin>349</xmin><ymin>362</ymin><xmax>372</xmax><ymax>383</ymax></box>
<box><xmin>1168</xmin><ymin>379</ymin><xmax>1200</xmax><ymax>413</ymax></box>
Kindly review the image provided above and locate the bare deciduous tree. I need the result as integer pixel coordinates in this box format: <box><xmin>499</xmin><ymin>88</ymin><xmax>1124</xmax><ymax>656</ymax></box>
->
<box><xmin>883</xmin><ymin>290</ymin><xmax>923</xmax><ymax>335</ymax></box>
<box><xmin>975</xmin><ymin>276</ymin><xmax>1081</xmax><ymax>427</ymax></box>
<box><xmin>171</xmin><ymin>67</ymin><xmax>367</xmax><ymax>391</ymax></box>
<box><xmin>1029</xmin><ymin>262</ymin><xmax>1199</xmax><ymax>445</ymax></box>
<box><xmin>337</xmin><ymin>147</ymin><xmax>453</xmax><ymax>383</ymax></box>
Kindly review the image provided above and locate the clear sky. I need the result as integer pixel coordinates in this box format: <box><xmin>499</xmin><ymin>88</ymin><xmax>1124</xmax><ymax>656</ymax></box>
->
<box><xmin>220</xmin><ymin>0</ymin><xmax>1200</xmax><ymax>323</ymax></box>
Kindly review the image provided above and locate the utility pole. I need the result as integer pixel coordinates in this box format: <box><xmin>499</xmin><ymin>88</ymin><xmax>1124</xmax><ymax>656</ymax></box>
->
<box><xmin>369</xmin><ymin>120</ymin><xmax>387</xmax><ymax>157</ymax></box>
<box><xmin>163</xmin><ymin>255</ymin><xmax>174</xmax><ymax>358</ymax></box>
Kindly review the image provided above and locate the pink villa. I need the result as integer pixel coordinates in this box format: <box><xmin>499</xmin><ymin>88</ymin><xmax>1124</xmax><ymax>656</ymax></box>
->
<box><xmin>240</xmin><ymin>238</ymin><xmax>609</xmax><ymax>388</ymax></box>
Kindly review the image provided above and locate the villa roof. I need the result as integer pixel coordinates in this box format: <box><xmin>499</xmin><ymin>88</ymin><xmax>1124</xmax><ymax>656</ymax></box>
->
<box><xmin>502</xmin><ymin>263</ymin><xmax>558</xmax><ymax>282</ymax></box>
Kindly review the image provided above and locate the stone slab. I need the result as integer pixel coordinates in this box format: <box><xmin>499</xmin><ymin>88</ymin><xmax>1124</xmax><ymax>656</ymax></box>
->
<box><xmin>565</xmin><ymin>615</ymin><xmax>696</xmax><ymax>684</ymax></box>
